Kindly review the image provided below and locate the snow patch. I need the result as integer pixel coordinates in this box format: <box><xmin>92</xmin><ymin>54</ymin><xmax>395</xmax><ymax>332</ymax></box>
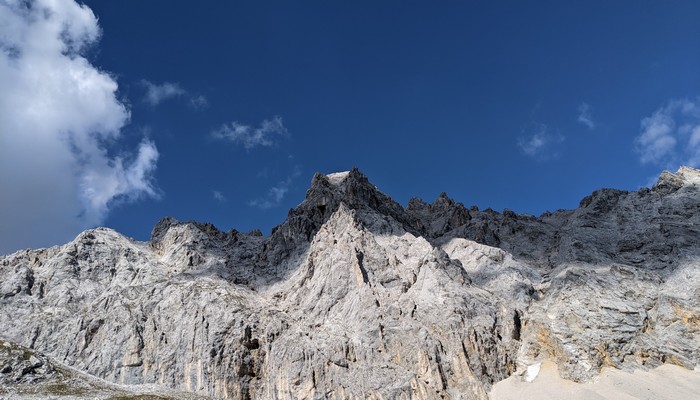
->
<box><xmin>523</xmin><ymin>363</ymin><xmax>541</xmax><ymax>382</ymax></box>
<box><xmin>326</xmin><ymin>171</ymin><xmax>350</xmax><ymax>185</ymax></box>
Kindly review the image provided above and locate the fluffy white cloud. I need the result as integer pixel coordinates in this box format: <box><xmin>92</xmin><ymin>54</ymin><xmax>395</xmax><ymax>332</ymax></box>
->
<box><xmin>79</xmin><ymin>140</ymin><xmax>159</xmax><ymax>224</ymax></box>
<box><xmin>517</xmin><ymin>123</ymin><xmax>564</xmax><ymax>159</ymax></box>
<box><xmin>142</xmin><ymin>80</ymin><xmax>186</xmax><ymax>106</ymax></box>
<box><xmin>635</xmin><ymin>98</ymin><xmax>700</xmax><ymax>167</ymax></box>
<box><xmin>0</xmin><ymin>0</ymin><xmax>159</xmax><ymax>253</ymax></box>
<box><xmin>212</xmin><ymin>116</ymin><xmax>288</xmax><ymax>149</ymax></box>
<box><xmin>577</xmin><ymin>102</ymin><xmax>596</xmax><ymax>130</ymax></box>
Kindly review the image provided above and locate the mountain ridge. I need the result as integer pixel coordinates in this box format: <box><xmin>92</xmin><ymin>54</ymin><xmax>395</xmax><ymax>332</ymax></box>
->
<box><xmin>1</xmin><ymin>167</ymin><xmax>699</xmax><ymax>399</ymax></box>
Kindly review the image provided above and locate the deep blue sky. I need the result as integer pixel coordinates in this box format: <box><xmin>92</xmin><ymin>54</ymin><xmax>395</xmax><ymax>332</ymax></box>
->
<box><xmin>2</xmin><ymin>1</ymin><xmax>700</xmax><ymax>252</ymax></box>
<box><xmin>82</xmin><ymin>1</ymin><xmax>700</xmax><ymax>237</ymax></box>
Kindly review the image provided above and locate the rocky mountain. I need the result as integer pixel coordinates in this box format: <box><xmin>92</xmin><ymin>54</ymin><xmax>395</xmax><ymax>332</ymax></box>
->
<box><xmin>1</xmin><ymin>167</ymin><xmax>699</xmax><ymax>399</ymax></box>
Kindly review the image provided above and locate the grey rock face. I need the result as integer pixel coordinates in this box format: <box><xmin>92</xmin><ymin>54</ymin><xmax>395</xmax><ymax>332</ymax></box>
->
<box><xmin>1</xmin><ymin>166</ymin><xmax>699</xmax><ymax>398</ymax></box>
<box><xmin>0</xmin><ymin>340</ymin><xmax>59</xmax><ymax>386</ymax></box>
<box><xmin>407</xmin><ymin>166</ymin><xmax>700</xmax><ymax>382</ymax></box>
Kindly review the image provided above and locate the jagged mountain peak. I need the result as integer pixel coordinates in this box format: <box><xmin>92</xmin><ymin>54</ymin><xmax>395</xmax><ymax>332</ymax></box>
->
<box><xmin>670</xmin><ymin>165</ymin><xmax>700</xmax><ymax>182</ymax></box>
<box><xmin>150</xmin><ymin>215</ymin><xmax>236</xmax><ymax>248</ymax></box>
<box><xmin>272</xmin><ymin>168</ymin><xmax>416</xmax><ymax>239</ymax></box>
<box><xmin>653</xmin><ymin>165</ymin><xmax>700</xmax><ymax>194</ymax></box>
<box><xmin>302</xmin><ymin>168</ymin><xmax>395</xmax><ymax>210</ymax></box>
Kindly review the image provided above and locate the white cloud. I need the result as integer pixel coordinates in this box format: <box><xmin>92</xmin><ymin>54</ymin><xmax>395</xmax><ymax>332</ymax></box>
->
<box><xmin>141</xmin><ymin>80</ymin><xmax>208</xmax><ymax>109</ymax></box>
<box><xmin>79</xmin><ymin>140</ymin><xmax>160</xmax><ymax>223</ymax></box>
<box><xmin>213</xmin><ymin>190</ymin><xmax>226</xmax><ymax>202</ymax></box>
<box><xmin>635</xmin><ymin>98</ymin><xmax>700</xmax><ymax>168</ymax></box>
<box><xmin>0</xmin><ymin>0</ymin><xmax>159</xmax><ymax>253</ymax></box>
<box><xmin>577</xmin><ymin>102</ymin><xmax>596</xmax><ymax>130</ymax></box>
<box><xmin>189</xmin><ymin>94</ymin><xmax>209</xmax><ymax>109</ymax></box>
<box><xmin>249</xmin><ymin>167</ymin><xmax>301</xmax><ymax>209</ymax></box>
<box><xmin>517</xmin><ymin>123</ymin><xmax>564</xmax><ymax>159</ymax></box>
<box><xmin>212</xmin><ymin>116</ymin><xmax>288</xmax><ymax>150</ymax></box>
<box><xmin>142</xmin><ymin>80</ymin><xmax>185</xmax><ymax>106</ymax></box>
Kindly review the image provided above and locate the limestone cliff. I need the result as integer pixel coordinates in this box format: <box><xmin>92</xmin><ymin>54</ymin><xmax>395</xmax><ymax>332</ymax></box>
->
<box><xmin>0</xmin><ymin>167</ymin><xmax>699</xmax><ymax>399</ymax></box>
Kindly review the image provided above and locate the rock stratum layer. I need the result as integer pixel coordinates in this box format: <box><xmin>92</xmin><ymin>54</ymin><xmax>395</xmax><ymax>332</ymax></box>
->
<box><xmin>1</xmin><ymin>167</ymin><xmax>699</xmax><ymax>399</ymax></box>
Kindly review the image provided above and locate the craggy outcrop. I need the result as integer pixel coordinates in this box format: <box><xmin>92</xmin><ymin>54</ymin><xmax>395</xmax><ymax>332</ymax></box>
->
<box><xmin>1</xmin><ymin>166</ymin><xmax>699</xmax><ymax>398</ymax></box>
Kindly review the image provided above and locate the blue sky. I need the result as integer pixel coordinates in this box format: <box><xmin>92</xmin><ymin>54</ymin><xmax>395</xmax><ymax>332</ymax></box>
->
<box><xmin>1</xmin><ymin>1</ymin><xmax>700</xmax><ymax>253</ymax></box>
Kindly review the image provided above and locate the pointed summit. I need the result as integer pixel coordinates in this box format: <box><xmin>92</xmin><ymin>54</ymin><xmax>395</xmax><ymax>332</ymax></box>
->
<box><xmin>295</xmin><ymin>167</ymin><xmax>410</xmax><ymax>224</ymax></box>
<box><xmin>653</xmin><ymin>166</ymin><xmax>700</xmax><ymax>194</ymax></box>
<box><xmin>266</xmin><ymin>168</ymin><xmax>417</xmax><ymax>257</ymax></box>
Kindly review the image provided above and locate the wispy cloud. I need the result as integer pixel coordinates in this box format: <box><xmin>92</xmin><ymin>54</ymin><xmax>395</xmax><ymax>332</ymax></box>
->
<box><xmin>517</xmin><ymin>123</ymin><xmax>564</xmax><ymax>159</ymax></box>
<box><xmin>0</xmin><ymin>0</ymin><xmax>159</xmax><ymax>253</ymax></box>
<box><xmin>249</xmin><ymin>167</ymin><xmax>302</xmax><ymax>209</ymax></box>
<box><xmin>213</xmin><ymin>190</ymin><xmax>226</xmax><ymax>202</ymax></box>
<box><xmin>577</xmin><ymin>102</ymin><xmax>596</xmax><ymax>130</ymax></box>
<box><xmin>141</xmin><ymin>80</ymin><xmax>186</xmax><ymax>106</ymax></box>
<box><xmin>190</xmin><ymin>95</ymin><xmax>209</xmax><ymax>109</ymax></box>
<box><xmin>212</xmin><ymin>116</ymin><xmax>288</xmax><ymax>150</ymax></box>
<box><xmin>141</xmin><ymin>80</ymin><xmax>208</xmax><ymax>109</ymax></box>
<box><xmin>635</xmin><ymin>98</ymin><xmax>700</xmax><ymax>168</ymax></box>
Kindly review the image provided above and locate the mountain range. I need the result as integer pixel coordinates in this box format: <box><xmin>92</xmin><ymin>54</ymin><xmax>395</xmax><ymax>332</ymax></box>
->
<box><xmin>1</xmin><ymin>167</ymin><xmax>699</xmax><ymax>399</ymax></box>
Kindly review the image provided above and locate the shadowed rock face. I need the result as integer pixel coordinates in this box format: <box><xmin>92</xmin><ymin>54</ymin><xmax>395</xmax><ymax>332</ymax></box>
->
<box><xmin>1</xmin><ymin>167</ymin><xmax>699</xmax><ymax>399</ymax></box>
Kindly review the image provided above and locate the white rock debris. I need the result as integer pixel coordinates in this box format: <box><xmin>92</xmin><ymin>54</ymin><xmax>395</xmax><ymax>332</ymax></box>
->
<box><xmin>522</xmin><ymin>363</ymin><xmax>541</xmax><ymax>383</ymax></box>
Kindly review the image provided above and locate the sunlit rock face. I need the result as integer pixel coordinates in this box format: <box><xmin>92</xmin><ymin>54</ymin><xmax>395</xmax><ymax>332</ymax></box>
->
<box><xmin>1</xmin><ymin>167</ymin><xmax>699</xmax><ymax>399</ymax></box>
